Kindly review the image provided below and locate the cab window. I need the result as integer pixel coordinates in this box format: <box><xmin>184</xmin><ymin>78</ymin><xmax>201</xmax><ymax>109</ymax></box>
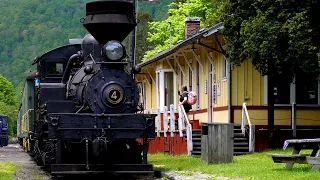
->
<box><xmin>47</xmin><ymin>63</ymin><xmax>64</xmax><ymax>75</ymax></box>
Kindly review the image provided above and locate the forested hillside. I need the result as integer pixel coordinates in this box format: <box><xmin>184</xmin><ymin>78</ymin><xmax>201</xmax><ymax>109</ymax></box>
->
<box><xmin>0</xmin><ymin>0</ymin><xmax>170</xmax><ymax>135</ymax></box>
<box><xmin>0</xmin><ymin>0</ymin><xmax>170</xmax><ymax>95</ymax></box>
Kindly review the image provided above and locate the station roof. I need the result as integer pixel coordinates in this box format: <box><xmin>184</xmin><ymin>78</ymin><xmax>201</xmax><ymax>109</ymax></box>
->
<box><xmin>138</xmin><ymin>22</ymin><xmax>224</xmax><ymax>67</ymax></box>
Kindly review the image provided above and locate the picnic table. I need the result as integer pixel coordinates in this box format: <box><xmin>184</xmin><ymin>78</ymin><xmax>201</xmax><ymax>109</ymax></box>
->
<box><xmin>269</xmin><ymin>138</ymin><xmax>320</xmax><ymax>170</ymax></box>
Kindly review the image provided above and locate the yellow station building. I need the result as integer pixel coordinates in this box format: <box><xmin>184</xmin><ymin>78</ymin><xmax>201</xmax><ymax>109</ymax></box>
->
<box><xmin>135</xmin><ymin>19</ymin><xmax>320</xmax><ymax>151</ymax></box>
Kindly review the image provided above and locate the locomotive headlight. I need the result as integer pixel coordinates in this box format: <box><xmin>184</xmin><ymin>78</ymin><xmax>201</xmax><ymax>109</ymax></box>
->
<box><xmin>102</xmin><ymin>40</ymin><xmax>125</xmax><ymax>61</ymax></box>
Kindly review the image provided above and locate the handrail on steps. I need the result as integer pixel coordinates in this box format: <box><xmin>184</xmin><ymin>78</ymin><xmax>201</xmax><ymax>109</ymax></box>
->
<box><xmin>179</xmin><ymin>104</ymin><xmax>193</xmax><ymax>156</ymax></box>
<box><xmin>241</xmin><ymin>102</ymin><xmax>255</xmax><ymax>153</ymax></box>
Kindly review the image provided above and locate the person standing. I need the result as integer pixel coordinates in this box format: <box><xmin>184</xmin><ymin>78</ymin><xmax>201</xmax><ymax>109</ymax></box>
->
<box><xmin>179</xmin><ymin>86</ymin><xmax>192</xmax><ymax>114</ymax></box>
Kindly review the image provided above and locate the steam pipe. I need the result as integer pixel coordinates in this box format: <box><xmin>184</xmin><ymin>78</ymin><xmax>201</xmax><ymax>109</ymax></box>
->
<box><xmin>62</xmin><ymin>53</ymin><xmax>81</xmax><ymax>84</ymax></box>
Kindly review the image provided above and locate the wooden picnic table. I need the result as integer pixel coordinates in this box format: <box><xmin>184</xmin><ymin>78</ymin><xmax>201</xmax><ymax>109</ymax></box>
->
<box><xmin>269</xmin><ymin>138</ymin><xmax>320</xmax><ymax>170</ymax></box>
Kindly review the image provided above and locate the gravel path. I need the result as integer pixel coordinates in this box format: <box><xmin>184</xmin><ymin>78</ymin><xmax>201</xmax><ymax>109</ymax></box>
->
<box><xmin>1</xmin><ymin>144</ymin><xmax>240</xmax><ymax>180</ymax></box>
<box><xmin>161</xmin><ymin>171</ymin><xmax>242</xmax><ymax>180</ymax></box>
<box><xmin>0</xmin><ymin>144</ymin><xmax>51</xmax><ymax>180</ymax></box>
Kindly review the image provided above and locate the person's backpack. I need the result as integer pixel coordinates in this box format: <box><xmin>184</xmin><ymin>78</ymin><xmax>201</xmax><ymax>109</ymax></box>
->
<box><xmin>187</xmin><ymin>91</ymin><xmax>197</xmax><ymax>105</ymax></box>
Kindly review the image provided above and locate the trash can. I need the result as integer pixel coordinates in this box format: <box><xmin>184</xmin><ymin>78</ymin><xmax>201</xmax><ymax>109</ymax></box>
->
<box><xmin>201</xmin><ymin>123</ymin><xmax>234</xmax><ymax>164</ymax></box>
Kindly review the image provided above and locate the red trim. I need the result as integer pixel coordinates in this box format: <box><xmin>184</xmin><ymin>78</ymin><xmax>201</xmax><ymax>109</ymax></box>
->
<box><xmin>188</xmin><ymin>109</ymin><xmax>207</xmax><ymax>114</ymax></box>
<box><xmin>255</xmin><ymin>125</ymin><xmax>320</xmax><ymax>129</ymax></box>
<box><xmin>213</xmin><ymin>106</ymin><xmax>228</xmax><ymax>111</ymax></box>
<box><xmin>232</xmin><ymin>105</ymin><xmax>320</xmax><ymax>110</ymax></box>
<box><xmin>188</xmin><ymin>106</ymin><xmax>229</xmax><ymax>115</ymax></box>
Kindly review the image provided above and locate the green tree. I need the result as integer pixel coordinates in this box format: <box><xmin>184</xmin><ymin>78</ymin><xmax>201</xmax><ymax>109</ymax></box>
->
<box><xmin>0</xmin><ymin>74</ymin><xmax>16</xmax><ymax>105</ymax></box>
<box><xmin>0</xmin><ymin>74</ymin><xmax>17</xmax><ymax>136</ymax></box>
<box><xmin>222</xmin><ymin>0</ymin><xmax>320</xmax><ymax>147</ymax></box>
<box><xmin>142</xmin><ymin>0</ymin><xmax>226</xmax><ymax>61</ymax></box>
<box><xmin>136</xmin><ymin>12</ymin><xmax>154</xmax><ymax>64</ymax></box>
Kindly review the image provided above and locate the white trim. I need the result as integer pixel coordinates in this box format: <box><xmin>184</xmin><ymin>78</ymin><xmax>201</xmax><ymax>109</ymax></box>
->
<box><xmin>264</xmin><ymin>75</ymin><xmax>268</xmax><ymax>105</ymax></box>
<box><xmin>208</xmin><ymin>62</ymin><xmax>213</xmax><ymax>123</ymax></box>
<box><xmin>156</xmin><ymin>72</ymin><xmax>160</xmax><ymax>109</ymax></box>
<box><xmin>156</xmin><ymin>69</ymin><xmax>177</xmax><ymax>111</ymax></box>
<box><xmin>196</xmin><ymin>61</ymin><xmax>200</xmax><ymax>109</ymax></box>
<box><xmin>142</xmin><ymin>81</ymin><xmax>147</xmax><ymax>109</ymax></box>
<box><xmin>222</xmin><ymin>56</ymin><xmax>227</xmax><ymax>79</ymax></box>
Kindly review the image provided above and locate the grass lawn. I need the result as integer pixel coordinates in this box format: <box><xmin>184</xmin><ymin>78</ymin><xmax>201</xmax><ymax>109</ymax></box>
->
<box><xmin>0</xmin><ymin>162</ymin><xmax>16</xmax><ymax>180</ymax></box>
<box><xmin>149</xmin><ymin>149</ymin><xmax>320</xmax><ymax>180</ymax></box>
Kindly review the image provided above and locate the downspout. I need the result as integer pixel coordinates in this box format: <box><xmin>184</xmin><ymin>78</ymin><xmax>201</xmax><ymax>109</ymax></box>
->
<box><xmin>227</xmin><ymin>57</ymin><xmax>232</xmax><ymax>123</ymax></box>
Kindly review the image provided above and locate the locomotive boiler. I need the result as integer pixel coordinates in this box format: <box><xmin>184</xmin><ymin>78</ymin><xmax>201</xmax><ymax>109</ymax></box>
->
<box><xmin>17</xmin><ymin>0</ymin><xmax>156</xmax><ymax>176</ymax></box>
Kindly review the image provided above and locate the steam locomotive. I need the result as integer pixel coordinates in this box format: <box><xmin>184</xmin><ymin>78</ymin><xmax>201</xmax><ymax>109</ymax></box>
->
<box><xmin>0</xmin><ymin>115</ymin><xmax>8</xmax><ymax>147</ymax></box>
<box><xmin>17</xmin><ymin>0</ymin><xmax>156</xmax><ymax>175</ymax></box>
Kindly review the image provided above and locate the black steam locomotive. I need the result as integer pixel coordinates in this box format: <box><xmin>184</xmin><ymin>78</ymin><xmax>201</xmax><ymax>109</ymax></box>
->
<box><xmin>17</xmin><ymin>0</ymin><xmax>156</xmax><ymax>175</ymax></box>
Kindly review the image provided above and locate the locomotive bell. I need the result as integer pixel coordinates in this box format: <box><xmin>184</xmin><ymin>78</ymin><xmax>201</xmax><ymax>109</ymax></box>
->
<box><xmin>82</xmin><ymin>0</ymin><xmax>136</xmax><ymax>44</ymax></box>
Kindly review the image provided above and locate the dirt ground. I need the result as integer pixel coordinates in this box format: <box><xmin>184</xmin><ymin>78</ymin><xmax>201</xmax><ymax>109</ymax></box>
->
<box><xmin>0</xmin><ymin>143</ymin><xmax>239</xmax><ymax>180</ymax></box>
<box><xmin>0</xmin><ymin>144</ymin><xmax>159</xmax><ymax>180</ymax></box>
<box><xmin>0</xmin><ymin>144</ymin><xmax>51</xmax><ymax>180</ymax></box>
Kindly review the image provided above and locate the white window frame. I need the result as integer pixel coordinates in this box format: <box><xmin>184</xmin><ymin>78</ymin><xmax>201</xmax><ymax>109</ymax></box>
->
<box><xmin>156</xmin><ymin>69</ymin><xmax>177</xmax><ymax>112</ymax></box>
<box><xmin>142</xmin><ymin>81</ymin><xmax>147</xmax><ymax>109</ymax></box>
<box><xmin>222</xmin><ymin>57</ymin><xmax>228</xmax><ymax>80</ymax></box>
<box><xmin>196</xmin><ymin>61</ymin><xmax>200</xmax><ymax>109</ymax></box>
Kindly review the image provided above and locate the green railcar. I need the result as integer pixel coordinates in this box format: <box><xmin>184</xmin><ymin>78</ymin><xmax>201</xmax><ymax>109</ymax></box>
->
<box><xmin>17</xmin><ymin>71</ymin><xmax>36</xmax><ymax>151</ymax></box>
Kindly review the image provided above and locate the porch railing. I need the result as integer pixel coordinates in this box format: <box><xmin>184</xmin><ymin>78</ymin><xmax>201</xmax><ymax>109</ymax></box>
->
<box><xmin>178</xmin><ymin>104</ymin><xmax>193</xmax><ymax>156</ymax></box>
<box><xmin>241</xmin><ymin>102</ymin><xmax>255</xmax><ymax>153</ymax></box>
<box><xmin>151</xmin><ymin>104</ymin><xmax>193</xmax><ymax>156</ymax></box>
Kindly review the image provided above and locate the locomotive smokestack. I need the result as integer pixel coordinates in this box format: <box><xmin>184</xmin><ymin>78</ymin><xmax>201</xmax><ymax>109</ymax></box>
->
<box><xmin>82</xmin><ymin>0</ymin><xmax>136</xmax><ymax>44</ymax></box>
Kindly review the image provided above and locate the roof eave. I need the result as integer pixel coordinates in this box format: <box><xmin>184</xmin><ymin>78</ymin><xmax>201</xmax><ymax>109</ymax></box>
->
<box><xmin>138</xmin><ymin>22</ymin><xmax>224</xmax><ymax>67</ymax></box>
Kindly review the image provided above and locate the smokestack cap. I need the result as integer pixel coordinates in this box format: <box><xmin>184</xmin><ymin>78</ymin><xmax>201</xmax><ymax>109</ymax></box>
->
<box><xmin>82</xmin><ymin>0</ymin><xmax>136</xmax><ymax>44</ymax></box>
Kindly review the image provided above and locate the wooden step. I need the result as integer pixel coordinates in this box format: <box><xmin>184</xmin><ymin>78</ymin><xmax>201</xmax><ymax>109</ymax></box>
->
<box><xmin>234</xmin><ymin>129</ymin><xmax>243</xmax><ymax>133</ymax></box>
<box><xmin>234</xmin><ymin>137</ymin><xmax>247</xmax><ymax>141</ymax></box>
<box><xmin>192</xmin><ymin>130</ymin><xmax>201</xmax><ymax>134</ymax></box>
<box><xmin>234</xmin><ymin>146</ymin><xmax>249</xmax><ymax>150</ymax></box>
<box><xmin>192</xmin><ymin>138</ymin><xmax>201</xmax><ymax>142</ymax></box>
<box><xmin>193</xmin><ymin>142</ymin><xmax>201</xmax><ymax>146</ymax></box>
<box><xmin>193</xmin><ymin>146</ymin><xmax>201</xmax><ymax>151</ymax></box>
<box><xmin>192</xmin><ymin>134</ymin><xmax>201</xmax><ymax>138</ymax></box>
<box><xmin>191</xmin><ymin>151</ymin><xmax>201</xmax><ymax>156</ymax></box>
<box><xmin>234</xmin><ymin>142</ymin><xmax>249</xmax><ymax>146</ymax></box>
<box><xmin>234</xmin><ymin>133</ymin><xmax>245</xmax><ymax>137</ymax></box>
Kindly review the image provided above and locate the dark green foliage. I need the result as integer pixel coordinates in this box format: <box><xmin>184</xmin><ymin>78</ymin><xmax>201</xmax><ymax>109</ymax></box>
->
<box><xmin>0</xmin><ymin>0</ymin><xmax>169</xmax><ymax>135</ymax></box>
<box><xmin>0</xmin><ymin>0</ymin><xmax>169</xmax><ymax>89</ymax></box>
<box><xmin>222</xmin><ymin>0</ymin><xmax>320</xmax><ymax>80</ymax></box>
<box><xmin>138</xmin><ymin>0</ymin><xmax>173</xmax><ymax>21</ymax></box>
<box><xmin>0</xmin><ymin>74</ymin><xmax>17</xmax><ymax>136</ymax></box>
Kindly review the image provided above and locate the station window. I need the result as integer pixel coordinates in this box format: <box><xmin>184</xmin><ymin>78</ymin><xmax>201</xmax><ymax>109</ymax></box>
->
<box><xmin>165</xmin><ymin>72</ymin><xmax>174</xmax><ymax>107</ymax></box>
<box><xmin>222</xmin><ymin>57</ymin><xmax>227</xmax><ymax>79</ymax></box>
<box><xmin>273</xmin><ymin>75</ymin><xmax>291</xmax><ymax>104</ymax></box>
<box><xmin>296</xmin><ymin>75</ymin><xmax>318</xmax><ymax>104</ymax></box>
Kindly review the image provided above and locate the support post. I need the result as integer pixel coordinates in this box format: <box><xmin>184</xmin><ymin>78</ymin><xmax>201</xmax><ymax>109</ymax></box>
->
<box><xmin>241</xmin><ymin>103</ymin><xmax>246</xmax><ymax>135</ymax></box>
<box><xmin>268</xmin><ymin>73</ymin><xmax>275</xmax><ymax>149</ymax></box>
<box><xmin>292</xmin><ymin>102</ymin><xmax>297</xmax><ymax>138</ymax></box>
<box><xmin>170</xmin><ymin>104</ymin><xmax>175</xmax><ymax>137</ymax></box>
<box><xmin>249</xmin><ymin>125</ymin><xmax>255</xmax><ymax>153</ymax></box>
<box><xmin>178</xmin><ymin>106</ymin><xmax>184</xmax><ymax>137</ymax></box>
<box><xmin>163</xmin><ymin>106</ymin><xmax>168</xmax><ymax>137</ymax></box>
<box><xmin>156</xmin><ymin>108</ymin><xmax>161</xmax><ymax>137</ymax></box>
